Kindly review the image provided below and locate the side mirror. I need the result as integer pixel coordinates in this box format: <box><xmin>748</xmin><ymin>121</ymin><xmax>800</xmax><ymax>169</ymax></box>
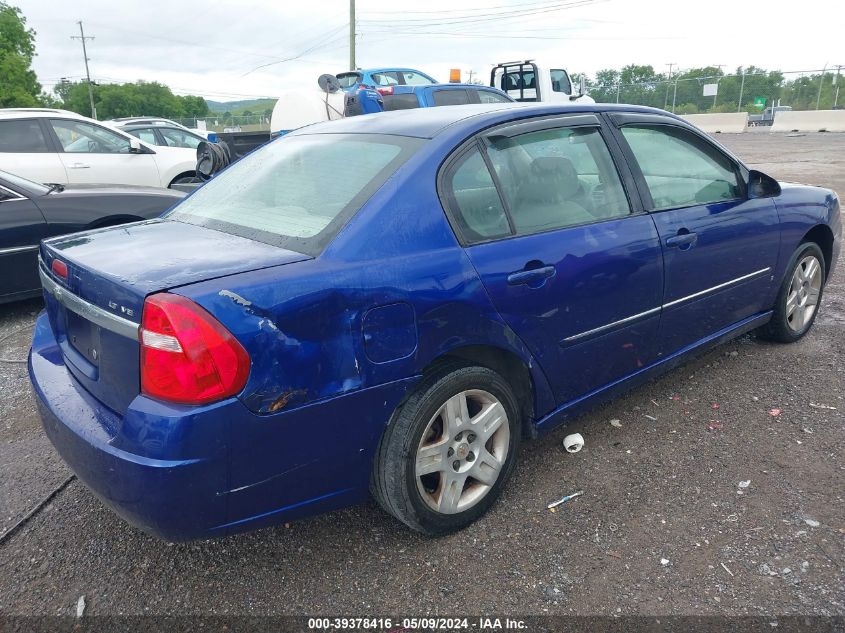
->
<box><xmin>747</xmin><ymin>169</ymin><xmax>781</xmax><ymax>199</ymax></box>
<box><xmin>579</xmin><ymin>74</ymin><xmax>586</xmax><ymax>96</ymax></box>
<box><xmin>129</xmin><ymin>137</ymin><xmax>142</xmax><ymax>153</ymax></box>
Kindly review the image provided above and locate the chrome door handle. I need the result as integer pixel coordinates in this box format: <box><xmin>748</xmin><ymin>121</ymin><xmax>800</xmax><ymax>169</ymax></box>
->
<box><xmin>69</xmin><ymin>163</ymin><xmax>91</xmax><ymax>169</ymax></box>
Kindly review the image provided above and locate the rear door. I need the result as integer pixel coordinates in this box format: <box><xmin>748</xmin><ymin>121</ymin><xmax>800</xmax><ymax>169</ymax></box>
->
<box><xmin>0</xmin><ymin>118</ymin><xmax>68</xmax><ymax>184</ymax></box>
<box><xmin>47</xmin><ymin>118</ymin><xmax>161</xmax><ymax>187</ymax></box>
<box><xmin>441</xmin><ymin>114</ymin><xmax>664</xmax><ymax>406</ymax></box>
<box><xmin>608</xmin><ymin>113</ymin><xmax>781</xmax><ymax>354</ymax></box>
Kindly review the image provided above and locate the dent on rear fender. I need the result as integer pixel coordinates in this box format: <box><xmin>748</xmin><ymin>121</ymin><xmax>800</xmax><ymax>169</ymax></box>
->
<box><xmin>216</xmin><ymin>286</ymin><xmax>363</xmax><ymax>414</ymax></box>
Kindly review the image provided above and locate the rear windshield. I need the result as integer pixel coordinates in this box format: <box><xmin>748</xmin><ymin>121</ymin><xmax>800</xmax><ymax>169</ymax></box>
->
<box><xmin>167</xmin><ymin>133</ymin><xmax>423</xmax><ymax>255</ymax></box>
<box><xmin>336</xmin><ymin>72</ymin><xmax>362</xmax><ymax>88</ymax></box>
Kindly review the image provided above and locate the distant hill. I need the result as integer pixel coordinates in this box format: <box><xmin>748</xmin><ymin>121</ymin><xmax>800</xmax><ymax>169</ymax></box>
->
<box><xmin>206</xmin><ymin>98</ymin><xmax>277</xmax><ymax>115</ymax></box>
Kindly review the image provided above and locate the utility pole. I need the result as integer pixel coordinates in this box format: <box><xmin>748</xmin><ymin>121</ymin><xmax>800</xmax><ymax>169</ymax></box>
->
<box><xmin>737</xmin><ymin>67</ymin><xmax>746</xmax><ymax>113</ymax></box>
<box><xmin>712</xmin><ymin>64</ymin><xmax>724</xmax><ymax>109</ymax></box>
<box><xmin>816</xmin><ymin>64</ymin><xmax>827</xmax><ymax>110</ymax></box>
<box><xmin>349</xmin><ymin>0</ymin><xmax>356</xmax><ymax>71</ymax></box>
<box><xmin>467</xmin><ymin>70</ymin><xmax>475</xmax><ymax>84</ymax></box>
<box><xmin>664</xmin><ymin>63</ymin><xmax>675</xmax><ymax>109</ymax></box>
<box><xmin>616</xmin><ymin>81</ymin><xmax>620</xmax><ymax>103</ymax></box>
<box><xmin>71</xmin><ymin>21</ymin><xmax>96</xmax><ymax>119</ymax></box>
<box><xmin>834</xmin><ymin>65</ymin><xmax>842</xmax><ymax>109</ymax></box>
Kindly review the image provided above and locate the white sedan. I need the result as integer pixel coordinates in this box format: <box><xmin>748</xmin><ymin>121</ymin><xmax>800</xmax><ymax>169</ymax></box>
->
<box><xmin>0</xmin><ymin>108</ymin><xmax>198</xmax><ymax>188</ymax></box>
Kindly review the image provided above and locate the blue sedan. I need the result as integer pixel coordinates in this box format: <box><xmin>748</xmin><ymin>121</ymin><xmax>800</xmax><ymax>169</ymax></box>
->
<box><xmin>29</xmin><ymin>103</ymin><xmax>841</xmax><ymax>540</ymax></box>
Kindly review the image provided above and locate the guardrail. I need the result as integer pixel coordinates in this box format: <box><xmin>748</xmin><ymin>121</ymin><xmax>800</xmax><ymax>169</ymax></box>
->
<box><xmin>771</xmin><ymin>110</ymin><xmax>845</xmax><ymax>132</ymax></box>
<box><xmin>679</xmin><ymin>113</ymin><xmax>748</xmax><ymax>133</ymax></box>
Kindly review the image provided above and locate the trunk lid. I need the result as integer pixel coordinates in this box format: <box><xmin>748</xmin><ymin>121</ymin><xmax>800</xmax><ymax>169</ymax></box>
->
<box><xmin>40</xmin><ymin>218</ymin><xmax>310</xmax><ymax>415</ymax></box>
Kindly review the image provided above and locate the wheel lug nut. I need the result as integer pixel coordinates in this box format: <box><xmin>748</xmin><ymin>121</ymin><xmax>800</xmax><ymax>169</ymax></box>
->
<box><xmin>454</xmin><ymin>432</ymin><xmax>463</xmax><ymax>441</ymax></box>
<box><xmin>447</xmin><ymin>447</ymin><xmax>454</xmax><ymax>457</ymax></box>
<box><xmin>467</xmin><ymin>452</ymin><xmax>475</xmax><ymax>462</ymax></box>
<box><xmin>452</xmin><ymin>460</ymin><xmax>461</xmax><ymax>471</ymax></box>
<box><xmin>467</xmin><ymin>433</ymin><xmax>476</xmax><ymax>443</ymax></box>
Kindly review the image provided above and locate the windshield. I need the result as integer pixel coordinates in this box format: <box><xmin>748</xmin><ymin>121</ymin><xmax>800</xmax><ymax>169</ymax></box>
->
<box><xmin>0</xmin><ymin>169</ymin><xmax>50</xmax><ymax>195</ymax></box>
<box><xmin>336</xmin><ymin>72</ymin><xmax>362</xmax><ymax>89</ymax></box>
<box><xmin>167</xmin><ymin>133</ymin><xmax>423</xmax><ymax>255</ymax></box>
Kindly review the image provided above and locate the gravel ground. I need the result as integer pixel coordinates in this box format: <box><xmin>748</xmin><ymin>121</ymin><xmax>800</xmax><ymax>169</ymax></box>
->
<box><xmin>0</xmin><ymin>132</ymin><xmax>843</xmax><ymax>618</ymax></box>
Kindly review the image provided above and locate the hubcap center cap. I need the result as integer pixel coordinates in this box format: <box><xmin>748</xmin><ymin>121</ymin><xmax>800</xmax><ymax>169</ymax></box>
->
<box><xmin>456</xmin><ymin>443</ymin><xmax>469</xmax><ymax>459</ymax></box>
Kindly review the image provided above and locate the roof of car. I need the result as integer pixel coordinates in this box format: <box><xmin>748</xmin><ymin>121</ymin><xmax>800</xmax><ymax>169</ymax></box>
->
<box><xmin>0</xmin><ymin>108</ymin><xmax>85</xmax><ymax>119</ymax></box>
<box><xmin>392</xmin><ymin>83</ymin><xmax>506</xmax><ymax>93</ymax></box>
<box><xmin>291</xmin><ymin>102</ymin><xmax>676</xmax><ymax>140</ymax></box>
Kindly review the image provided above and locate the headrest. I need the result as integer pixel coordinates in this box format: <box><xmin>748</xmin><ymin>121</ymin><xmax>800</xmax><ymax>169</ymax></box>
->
<box><xmin>520</xmin><ymin>156</ymin><xmax>580</xmax><ymax>202</ymax></box>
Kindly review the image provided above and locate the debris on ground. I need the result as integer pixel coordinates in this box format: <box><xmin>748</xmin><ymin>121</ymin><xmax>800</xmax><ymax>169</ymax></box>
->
<box><xmin>708</xmin><ymin>421</ymin><xmax>723</xmax><ymax>432</ymax></box>
<box><xmin>804</xmin><ymin>518</ymin><xmax>820</xmax><ymax>527</ymax></box>
<box><xmin>644</xmin><ymin>414</ymin><xmax>657</xmax><ymax>421</ymax></box>
<box><xmin>721</xmin><ymin>562</ymin><xmax>735</xmax><ymax>577</ymax></box>
<box><xmin>738</xmin><ymin>480</ymin><xmax>751</xmax><ymax>489</ymax></box>
<box><xmin>712</xmin><ymin>403</ymin><xmax>721</xmax><ymax>410</ymax></box>
<box><xmin>610</xmin><ymin>419</ymin><xmax>622</xmax><ymax>428</ymax></box>
<box><xmin>562</xmin><ymin>433</ymin><xmax>584</xmax><ymax>453</ymax></box>
<box><xmin>660</xmin><ymin>558</ymin><xmax>670</xmax><ymax>566</ymax></box>
<box><xmin>76</xmin><ymin>596</ymin><xmax>86</xmax><ymax>618</ymax></box>
<box><xmin>769</xmin><ymin>408</ymin><xmax>782</xmax><ymax>417</ymax></box>
<box><xmin>547</xmin><ymin>490</ymin><xmax>584</xmax><ymax>510</ymax></box>
<box><xmin>808</xmin><ymin>403</ymin><xmax>837</xmax><ymax>410</ymax></box>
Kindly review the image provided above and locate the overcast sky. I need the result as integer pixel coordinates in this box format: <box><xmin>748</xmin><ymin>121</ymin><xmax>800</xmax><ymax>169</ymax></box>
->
<box><xmin>13</xmin><ymin>0</ymin><xmax>843</xmax><ymax>102</ymax></box>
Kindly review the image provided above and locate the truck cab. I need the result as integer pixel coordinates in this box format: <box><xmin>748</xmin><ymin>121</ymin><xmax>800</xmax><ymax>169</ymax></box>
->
<box><xmin>491</xmin><ymin>60</ymin><xmax>593</xmax><ymax>104</ymax></box>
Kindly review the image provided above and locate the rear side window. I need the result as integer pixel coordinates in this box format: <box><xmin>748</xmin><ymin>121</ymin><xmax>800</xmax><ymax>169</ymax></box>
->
<box><xmin>486</xmin><ymin>126</ymin><xmax>630</xmax><ymax>235</ymax></box>
<box><xmin>159</xmin><ymin>128</ymin><xmax>202</xmax><ymax>149</ymax></box>
<box><xmin>130</xmin><ymin>128</ymin><xmax>158</xmax><ymax>145</ymax></box>
<box><xmin>382</xmin><ymin>94</ymin><xmax>420</xmax><ymax>111</ymax></box>
<box><xmin>444</xmin><ymin>148</ymin><xmax>510</xmax><ymax>241</ymax></box>
<box><xmin>168</xmin><ymin>133</ymin><xmax>424</xmax><ymax>255</ymax></box>
<box><xmin>401</xmin><ymin>71</ymin><xmax>434</xmax><ymax>85</ymax></box>
<box><xmin>0</xmin><ymin>119</ymin><xmax>50</xmax><ymax>152</ymax></box>
<box><xmin>433</xmin><ymin>90</ymin><xmax>470</xmax><ymax>106</ymax></box>
<box><xmin>371</xmin><ymin>72</ymin><xmax>400</xmax><ymax>86</ymax></box>
<box><xmin>620</xmin><ymin>125</ymin><xmax>742</xmax><ymax>209</ymax></box>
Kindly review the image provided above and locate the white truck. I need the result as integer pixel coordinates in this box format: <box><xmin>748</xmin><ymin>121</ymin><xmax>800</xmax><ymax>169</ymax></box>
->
<box><xmin>490</xmin><ymin>60</ymin><xmax>593</xmax><ymax>104</ymax></box>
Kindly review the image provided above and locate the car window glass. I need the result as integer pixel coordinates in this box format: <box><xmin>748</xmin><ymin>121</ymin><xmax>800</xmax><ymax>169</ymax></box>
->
<box><xmin>445</xmin><ymin>148</ymin><xmax>510</xmax><ymax>242</ymax></box>
<box><xmin>336</xmin><ymin>72</ymin><xmax>362</xmax><ymax>88</ymax></box>
<box><xmin>371</xmin><ymin>72</ymin><xmax>400</xmax><ymax>86</ymax></box>
<box><xmin>160</xmin><ymin>128</ymin><xmax>202</xmax><ymax>149</ymax></box>
<box><xmin>486</xmin><ymin>126</ymin><xmax>630</xmax><ymax>235</ymax></box>
<box><xmin>51</xmin><ymin>120</ymin><xmax>131</xmax><ymax>154</ymax></box>
<box><xmin>0</xmin><ymin>186</ymin><xmax>19</xmax><ymax>202</ymax></box>
<box><xmin>382</xmin><ymin>94</ymin><xmax>420</xmax><ymax>111</ymax></box>
<box><xmin>168</xmin><ymin>134</ymin><xmax>423</xmax><ymax>255</ymax></box>
<box><xmin>130</xmin><ymin>128</ymin><xmax>158</xmax><ymax>145</ymax></box>
<box><xmin>401</xmin><ymin>71</ymin><xmax>433</xmax><ymax>85</ymax></box>
<box><xmin>433</xmin><ymin>90</ymin><xmax>470</xmax><ymax>106</ymax></box>
<box><xmin>550</xmin><ymin>69</ymin><xmax>572</xmax><ymax>94</ymax></box>
<box><xmin>0</xmin><ymin>119</ymin><xmax>50</xmax><ymax>152</ymax></box>
<box><xmin>620</xmin><ymin>125</ymin><xmax>742</xmax><ymax>209</ymax></box>
<box><xmin>476</xmin><ymin>90</ymin><xmax>512</xmax><ymax>104</ymax></box>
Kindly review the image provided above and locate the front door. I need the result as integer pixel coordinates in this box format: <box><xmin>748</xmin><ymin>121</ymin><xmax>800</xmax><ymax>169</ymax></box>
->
<box><xmin>0</xmin><ymin>185</ymin><xmax>47</xmax><ymax>299</ymax></box>
<box><xmin>47</xmin><ymin>119</ymin><xmax>161</xmax><ymax>187</ymax></box>
<box><xmin>610</xmin><ymin>115</ymin><xmax>781</xmax><ymax>355</ymax></box>
<box><xmin>441</xmin><ymin>115</ymin><xmax>664</xmax><ymax>405</ymax></box>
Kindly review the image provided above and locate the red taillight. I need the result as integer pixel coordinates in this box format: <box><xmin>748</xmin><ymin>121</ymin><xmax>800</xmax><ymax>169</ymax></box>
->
<box><xmin>140</xmin><ymin>293</ymin><xmax>250</xmax><ymax>405</ymax></box>
<box><xmin>51</xmin><ymin>259</ymin><xmax>68</xmax><ymax>279</ymax></box>
<box><xmin>376</xmin><ymin>86</ymin><xmax>394</xmax><ymax>96</ymax></box>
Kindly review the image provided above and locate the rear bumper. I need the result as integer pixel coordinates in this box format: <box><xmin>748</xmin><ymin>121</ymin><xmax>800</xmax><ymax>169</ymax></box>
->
<box><xmin>29</xmin><ymin>312</ymin><xmax>419</xmax><ymax>540</ymax></box>
<box><xmin>29</xmin><ymin>314</ymin><xmax>228</xmax><ymax>541</ymax></box>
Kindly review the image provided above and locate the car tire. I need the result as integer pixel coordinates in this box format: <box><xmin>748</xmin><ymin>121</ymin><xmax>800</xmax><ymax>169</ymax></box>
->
<box><xmin>758</xmin><ymin>242</ymin><xmax>826</xmax><ymax>343</ymax></box>
<box><xmin>371</xmin><ymin>363</ymin><xmax>521</xmax><ymax>535</ymax></box>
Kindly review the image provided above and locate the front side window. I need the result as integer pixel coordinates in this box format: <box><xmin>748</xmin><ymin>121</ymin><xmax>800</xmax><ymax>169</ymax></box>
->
<box><xmin>401</xmin><ymin>71</ymin><xmax>434</xmax><ymax>85</ymax></box>
<box><xmin>485</xmin><ymin>126</ymin><xmax>630</xmax><ymax>236</ymax></box>
<box><xmin>433</xmin><ymin>90</ymin><xmax>470</xmax><ymax>107</ymax></box>
<box><xmin>382</xmin><ymin>94</ymin><xmax>420</xmax><ymax>111</ymax></box>
<box><xmin>168</xmin><ymin>133</ymin><xmax>423</xmax><ymax>255</ymax></box>
<box><xmin>620</xmin><ymin>125</ymin><xmax>743</xmax><ymax>209</ymax></box>
<box><xmin>159</xmin><ymin>128</ymin><xmax>202</xmax><ymax>149</ymax></box>
<box><xmin>50</xmin><ymin>120</ymin><xmax>131</xmax><ymax>154</ymax></box>
<box><xmin>550</xmin><ymin>69</ymin><xmax>572</xmax><ymax>94</ymax></box>
<box><xmin>0</xmin><ymin>119</ymin><xmax>50</xmax><ymax>153</ymax></box>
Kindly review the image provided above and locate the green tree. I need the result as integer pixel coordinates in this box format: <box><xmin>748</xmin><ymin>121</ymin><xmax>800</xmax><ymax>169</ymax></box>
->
<box><xmin>0</xmin><ymin>2</ymin><xmax>41</xmax><ymax>107</ymax></box>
